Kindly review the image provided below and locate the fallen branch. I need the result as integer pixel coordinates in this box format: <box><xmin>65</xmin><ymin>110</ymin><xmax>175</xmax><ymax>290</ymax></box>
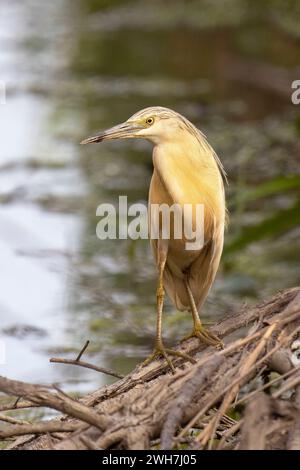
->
<box><xmin>0</xmin><ymin>287</ymin><xmax>299</xmax><ymax>451</ymax></box>
<box><xmin>0</xmin><ymin>376</ymin><xmax>111</xmax><ymax>431</ymax></box>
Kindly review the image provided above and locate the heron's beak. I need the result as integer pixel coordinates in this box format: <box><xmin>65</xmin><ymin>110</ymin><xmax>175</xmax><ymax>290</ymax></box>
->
<box><xmin>80</xmin><ymin>121</ymin><xmax>143</xmax><ymax>144</ymax></box>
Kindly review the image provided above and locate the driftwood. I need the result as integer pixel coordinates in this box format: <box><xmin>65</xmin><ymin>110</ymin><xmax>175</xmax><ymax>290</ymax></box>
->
<box><xmin>0</xmin><ymin>287</ymin><xmax>300</xmax><ymax>450</ymax></box>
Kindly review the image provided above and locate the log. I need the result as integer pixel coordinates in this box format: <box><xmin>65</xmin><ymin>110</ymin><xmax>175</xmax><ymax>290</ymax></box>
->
<box><xmin>0</xmin><ymin>287</ymin><xmax>300</xmax><ymax>450</ymax></box>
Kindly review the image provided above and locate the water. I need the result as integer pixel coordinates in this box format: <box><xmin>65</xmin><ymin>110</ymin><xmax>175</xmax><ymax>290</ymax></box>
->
<box><xmin>0</xmin><ymin>0</ymin><xmax>299</xmax><ymax>394</ymax></box>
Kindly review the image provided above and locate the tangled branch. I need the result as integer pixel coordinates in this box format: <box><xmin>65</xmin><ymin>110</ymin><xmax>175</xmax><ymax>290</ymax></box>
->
<box><xmin>0</xmin><ymin>287</ymin><xmax>299</xmax><ymax>450</ymax></box>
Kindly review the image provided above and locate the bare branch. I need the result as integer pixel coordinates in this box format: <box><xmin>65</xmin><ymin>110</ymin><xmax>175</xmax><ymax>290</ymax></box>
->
<box><xmin>0</xmin><ymin>421</ymin><xmax>82</xmax><ymax>439</ymax></box>
<box><xmin>50</xmin><ymin>357</ymin><xmax>123</xmax><ymax>379</ymax></box>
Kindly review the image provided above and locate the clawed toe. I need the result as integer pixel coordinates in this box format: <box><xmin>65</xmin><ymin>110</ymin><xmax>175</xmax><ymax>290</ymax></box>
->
<box><xmin>141</xmin><ymin>342</ymin><xmax>196</xmax><ymax>373</ymax></box>
<box><xmin>181</xmin><ymin>326</ymin><xmax>223</xmax><ymax>349</ymax></box>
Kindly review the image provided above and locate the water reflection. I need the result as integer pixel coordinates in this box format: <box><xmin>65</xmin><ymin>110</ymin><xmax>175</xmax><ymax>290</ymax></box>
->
<box><xmin>0</xmin><ymin>0</ymin><xmax>299</xmax><ymax>393</ymax></box>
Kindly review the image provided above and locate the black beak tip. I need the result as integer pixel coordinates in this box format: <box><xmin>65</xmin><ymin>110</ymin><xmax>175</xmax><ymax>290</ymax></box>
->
<box><xmin>80</xmin><ymin>135</ymin><xmax>103</xmax><ymax>145</ymax></box>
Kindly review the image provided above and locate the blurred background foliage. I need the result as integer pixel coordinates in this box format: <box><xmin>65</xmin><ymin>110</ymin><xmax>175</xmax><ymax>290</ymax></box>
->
<box><xmin>0</xmin><ymin>0</ymin><xmax>299</xmax><ymax>392</ymax></box>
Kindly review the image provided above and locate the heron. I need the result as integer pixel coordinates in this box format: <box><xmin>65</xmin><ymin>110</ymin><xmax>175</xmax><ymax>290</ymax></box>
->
<box><xmin>81</xmin><ymin>107</ymin><xmax>226</xmax><ymax>371</ymax></box>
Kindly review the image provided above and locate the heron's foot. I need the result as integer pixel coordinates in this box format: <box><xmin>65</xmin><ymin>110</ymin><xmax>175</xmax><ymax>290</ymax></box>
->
<box><xmin>181</xmin><ymin>325</ymin><xmax>223</xmax><ymax>349</ymax></box>
<box><xmin>141</xmin><ymin>341</ymin><xmax>196</xmax><ymax>373</ymax></box>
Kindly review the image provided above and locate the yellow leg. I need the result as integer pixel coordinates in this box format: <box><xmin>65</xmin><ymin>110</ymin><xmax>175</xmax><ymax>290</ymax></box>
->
<box><xmin>182</xmin><ymin>279</ymin><xmax>223</xmax><ymax>348</ymax></box>
<box><xmin>141</xmin><ymin>241</ymin><xmax>196</xmax><ymax>373</ymax></box>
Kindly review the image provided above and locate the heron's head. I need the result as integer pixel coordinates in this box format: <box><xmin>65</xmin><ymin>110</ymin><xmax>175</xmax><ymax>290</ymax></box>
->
<box><xmin>81</xmin><ymin>107</ymin><xmax>189</xmax><ymax>146</ymax></box>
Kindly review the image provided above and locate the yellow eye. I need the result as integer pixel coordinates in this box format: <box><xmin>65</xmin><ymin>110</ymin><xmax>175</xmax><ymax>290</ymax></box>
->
<box><xmin>146</xmin><ymin>117</ymin><xmax>154</xmax><ymax>126</ymax></box>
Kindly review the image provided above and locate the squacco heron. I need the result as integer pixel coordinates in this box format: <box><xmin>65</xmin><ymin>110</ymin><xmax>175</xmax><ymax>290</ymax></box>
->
<box><xmin>81</xmin><ymin>107</ymin><xmax>226</xmax><ymax>371</ymax></box>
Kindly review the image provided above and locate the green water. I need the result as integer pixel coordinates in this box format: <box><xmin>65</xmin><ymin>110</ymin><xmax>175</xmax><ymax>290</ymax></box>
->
<box><xmin>0</xmin><ymin>0</ymin><xmax>299</xmax><ymax>395</ymax></box>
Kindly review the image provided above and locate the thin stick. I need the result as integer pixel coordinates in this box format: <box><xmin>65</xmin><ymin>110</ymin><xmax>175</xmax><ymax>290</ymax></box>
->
<box><xmin>273</xmin><ymin>373</ymin><xmax>300</xmax><ymax>398</ymax></box>
<box><xmin>218</xmin><ymin>420</ymin><xmax>243</xmax><ymax>449</ymax></box>
<box><xmin>13</xmin><ymin>397</ymin><xmax>21</xmax><ymax>408</ymax></box>
<box><xmin>234</xmin><ymin>364</ymin><xmax>300</xmax><ymax>407</ymax></box>
<box><xmin>50</xmin><ymin>339</ymin><xmax>123</xmax><ymax>379</ymax></box>
<box><xmin>0</xmin><ymin>413</ymin><xmax>30</xmax><ymax>426</ymax></box>
<box><xmin>0</xmin><ymin>421</ymin><xmax>81</xmax><ymax>439</ymax></box>
<box><xmin>0</xmin><ymin>401</ymin><xmax>40</xmax><ymax>412</ymax></box>
<box><xmin>50</xmin><ymin>357</ymin><xmax>124</xmax><ymax>379</ymax></box>
<box><xmin>75</xmin><ymin>340</ymin><xmax>90</xmax><ymax>362</ymax></box>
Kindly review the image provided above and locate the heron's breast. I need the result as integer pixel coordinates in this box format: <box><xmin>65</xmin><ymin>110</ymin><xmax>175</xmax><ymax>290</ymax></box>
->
<box><xmin>149</xmin><ymin>169</ymin><xmax>208</xmax><ymax>270</ymax></box>
<box><xmin>149</xmin><ymin>168</ymin><xmax>217</xmax><ymax>240</ymax></box>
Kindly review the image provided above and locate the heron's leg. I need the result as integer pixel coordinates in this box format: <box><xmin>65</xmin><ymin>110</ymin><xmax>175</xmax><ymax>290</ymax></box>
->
<box><xmin>141</xmin><ymin>240</ymin><xmax>196</xmax><ymax>373</ymax></box>
<box><xmin>182</xmin><ymin>279</ymin><xmax>223</xmax><ymax>348</ymax></box>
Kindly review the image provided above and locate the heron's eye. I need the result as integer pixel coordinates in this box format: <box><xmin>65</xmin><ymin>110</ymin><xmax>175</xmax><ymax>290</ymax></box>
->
<box><xmin>145</xmin><ymin>117</ymin><xmax>154</xmax><ymax>126</ymax></box>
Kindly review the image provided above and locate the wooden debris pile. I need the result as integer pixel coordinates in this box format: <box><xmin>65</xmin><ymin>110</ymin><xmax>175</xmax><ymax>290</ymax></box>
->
<box><xmin>1</xmin><ymin>287</ymin><xmax>300</xmax><ymax>450</ymax></box>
